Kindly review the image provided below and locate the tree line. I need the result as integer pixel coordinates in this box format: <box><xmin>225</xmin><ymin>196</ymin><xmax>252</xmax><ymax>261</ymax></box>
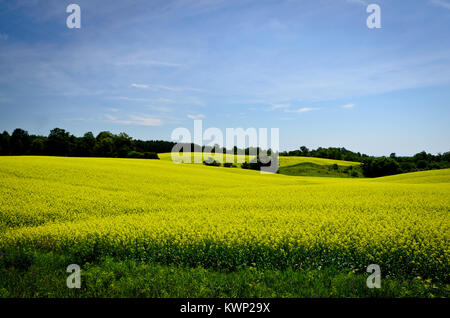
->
<box><xmin>0</xmin><ymin>128</ymin><xmax>276</xmax><ymax>159</ymax></box>
<box><xmin>280</xmin><ymin>146</ymin><xmax>368</xmax><ymax>162</ymax></box>
<box><xmin>360</xmin><ymin>152</ymin><xmax>450</xmax><ymax>177</ymax></box>
<box><xmin>281</xmin><ymin>146</ymin><xmax>450</xmax><ymax>177</ymax></box>
<box><xmin>0</xmin><ymin>128</ymin><xmax>177</xmax><ymax>159</ymax></box>
<box><xmin>1</xmin><ymin>128</ymin><xmax>449</xmax><ymax>178</ymax></box>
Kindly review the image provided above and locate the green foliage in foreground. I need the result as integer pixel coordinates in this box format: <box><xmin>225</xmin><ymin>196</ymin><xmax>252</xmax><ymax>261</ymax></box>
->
<box><xmin>0</xmin><ymin>253</ymin><xmax>447</xmax><ymax>298</ymax></box>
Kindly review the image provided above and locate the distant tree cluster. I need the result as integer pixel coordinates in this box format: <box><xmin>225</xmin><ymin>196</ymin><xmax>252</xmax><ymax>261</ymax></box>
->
<box><xmin>0</xmin><ymin>128</ymin><xmax>274</xmax><ymax>160</ymax></box>
<box><xmin>281</xmin><ymin>146</ymin><xmax>450</xmax><ymax>178</ymax></box>
<box><xmin>200</xmin><ymin>145</ymin><xmax>272</xmax><ymax>156</ymax></box>
<box><xmin>241</xmin><ymin>155</ymin><xmax>278</xmax><ymax>172</ymax></box>
<box><xmin>203</xmin><ymin>157</ymin><xmax>221</xmax><ymax>167</ymax></box>
<box><xmin>280</xmin><ymin>146</ymin><xmax>368</xmax><ymax>162</ymax></box>
<box><xmin>0</xmin><ymin>128</ymin><xmax>176</xmax><ymax>159</ymax></box>
<box><xmin>202</xmin><ymin>155</ymin><xmax>278</xmax><ymax>172</ymax></box>
<box><xmin>361</xmin><ymin>152</ymin><xmax>450</xmax><ymax>178</ymax></box>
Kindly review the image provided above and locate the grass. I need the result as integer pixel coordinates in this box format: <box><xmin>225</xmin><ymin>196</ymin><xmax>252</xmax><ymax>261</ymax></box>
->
<box><xmin>0</xmin><ymin>156</ymin><xmax>448</xmax><ymax>297</ymax></box>
<box><xmin>1</xmin><ymin>254</ymin><xmax>445</xmax><ymax>298</ymax></box>
<box><xmin>278</xmin><ymin>162</ymin><xmax>362</xmax><ymax>178</ymax></box>
<box><xmin>278</xmin><ymin>156</ymin><xmax>360</xmax><ymax>168</ymax></box>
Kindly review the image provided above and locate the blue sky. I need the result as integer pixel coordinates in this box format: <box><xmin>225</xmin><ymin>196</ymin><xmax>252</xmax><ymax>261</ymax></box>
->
<box><xmin>0</xmin><ymin>0</ymin><xmax>449</xmax><ymax>156</ymax></box>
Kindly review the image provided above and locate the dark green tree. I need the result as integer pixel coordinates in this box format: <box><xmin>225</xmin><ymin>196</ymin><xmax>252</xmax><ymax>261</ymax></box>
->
<box><xmin>30</xmin><ymin>138</ymin><xmax>45</xmax><ymax>155</ymax></box>
<box><xmin>361</xmin><ymin>157</ymin><xmax>400</xmax><ymax>178</ymax></box>
<box><xmin>10</xmin><ymin>129</ymin><xmax>31</xmax><ymax>155</ymax></box>
<box><xmin>46</xmin><ymin>128</ymin><xmax>72</xmax><ymax>156</ymax></box>
<box><xmin>0</xmin><ymin>131</ymin><xmax>10</xmax><ymax>155</ymax></box>
<box><xmin>300</xmin><ymin>146</ymin><xmax>309</xmax><ymax>156</ymax></box>
<box><xmin>76</xmin><ymin>132</ymin><xmax>96</xmax><ymax>156</ymax></box>
<box><xmin>114</xmin><ymin>132</ymin><xmax>132</xmax><ymax>157</ymax></box>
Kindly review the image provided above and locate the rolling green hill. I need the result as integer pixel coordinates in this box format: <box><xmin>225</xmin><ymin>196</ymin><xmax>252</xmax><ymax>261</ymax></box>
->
<box><xmin>158</xmin><ymin>152</ymin><xmax>362</xmax><ymax>177</ymax></box>
<box><xmin>374</xmin><ymin>168</ymin><xmax>450</xmax><ymax>184</ymax></box>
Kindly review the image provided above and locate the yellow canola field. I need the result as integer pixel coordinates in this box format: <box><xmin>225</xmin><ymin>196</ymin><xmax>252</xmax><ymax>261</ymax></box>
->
<box><xmin>158</xmin><ymin>152</ymin><xmax>360</xmax><ymax>167</ymax></box>
<box><xmin>0</xmin><ymin>156</ymin><xmax>448</xmax><ymax>280</ymax></box>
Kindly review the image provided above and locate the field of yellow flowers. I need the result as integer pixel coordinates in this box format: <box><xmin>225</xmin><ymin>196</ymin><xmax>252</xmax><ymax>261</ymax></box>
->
<box><xmin>158</xmin><ymin>151</ymin><xmax>359</xmax><ymax>167</ymax></box>
<box><xmin>0</xmin><ymin>156</ymin><xmax>448</xmax><ymax>297</ymax></box>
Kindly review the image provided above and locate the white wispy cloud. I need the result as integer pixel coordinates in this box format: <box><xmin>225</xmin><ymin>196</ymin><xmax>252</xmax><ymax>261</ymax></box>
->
<box><xmin>108</xmin><ymin>96</ymin><xmax>206</xmax><ymax>107</ymax></box>
<box><xmin>105</xmin><ymin>114</ymin><xmax>162</xmax><ymax>126</ymax></box>
<box><xmin>286</xmin><ymin>107</ymin><xmax>319</xmax><ymax>113</ymax></box>
<box><xmin>131</xmin><ymin>83</ymin><xmax>149</xmax><ymax>89</ymax></box>
<box><xmin>131</xmin><ymin>83</ymin><xmax>205</xmax><ymax>92</ymax></box>
<box><xmin>187</xmin><ymin>114</ymin><xmax>205</xmax><ymax>119</ymax></box>
<box><xmin>268</xmin><ymin>103</ymin><xmax>291</xmax><ymax>111</ymax></box>
<box><xmin>148</xmin><ymin>105</ymin><xmax>173</xmax><ymax>112</ymax></box>
<box><xmin>342</xmin><ymin>103</ymin><xmax>356</xmax><ymax>109</ymax></box>
<box><xmin>429</xmin><ymin>0</ymin><xmax>450</xmax><ymax>9</ymax></box>
<box><xmin>345</xmin><ymin>0</ymin><xmax>367</xmax><ymax>6</ymax></box>
<box><xmin>105</xmin><ymin>107</ymin><xmax>120</xmax><ymax>112</ymax></box>
<box><xmin>152</xmin><ymin>84</ymin><xmax>206</xmax><ymax>93</ymax></box>
<box><xmin>115</xmin><ymin>59</ymin><xmax>184</xmax><ymax>67</ymax></box>
<box><xmin>109</xmin><ymin>96</ymin><xmax>153</xmax><ymax>102</ymax></box>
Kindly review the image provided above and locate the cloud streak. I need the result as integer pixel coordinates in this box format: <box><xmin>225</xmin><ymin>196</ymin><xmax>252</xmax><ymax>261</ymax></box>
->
<box><xmin>131</xmin><ymin>83</ymin><xmax>149</xmax><ymax>89</ymax></box>
<box><xmin>267</xmin><ymin>103</ymin><xmax>291</xmax><ymax>111</ymax></box>
<box><xmin>345</xmin><ymin>0</ymin><xmax>367</xmax><ymax>6</ymax></box>
<box><xmin>105</xmin><ymin>114</ymin><xmax>163</xmax><ymax>126</ymax></box>
<box><xmin>285</xmin><ymin>107</ymin><xmax>319</xmax><ymax>113</ymax></box>
<box><xmin>114</xmin><ymin>60</ymin><xmax>185</xmax><ymax>68</ymax></box>
<box><xmin>429</xmin><ymin>0</ymin><xmax>450</xmax><ymax>9</ymax></box>
<box><xmin>187</xmin><ymin>114</ymin><xmax>205</xmax><ymax>119</ymax></box>
<box><xmin>130</xmin><ymin>83</ymin><xmax>205</xmax><ymax>93</ymax></box>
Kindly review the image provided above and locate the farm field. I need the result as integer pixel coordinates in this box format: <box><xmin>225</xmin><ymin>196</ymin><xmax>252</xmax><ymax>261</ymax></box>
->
<box><xmin>158</xmin><ymin>152</ymin><xmax>360</xmax><ymax>167</ymax></box>
<box><xmin>0</xmin><ymin>156</ymin><xmax>449</xmax><ymax>297</ymax></box>
<box><xmin>159</xmin><ymin>152</ymin><xmax>363</xmax><ymax>177</ymax></box>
